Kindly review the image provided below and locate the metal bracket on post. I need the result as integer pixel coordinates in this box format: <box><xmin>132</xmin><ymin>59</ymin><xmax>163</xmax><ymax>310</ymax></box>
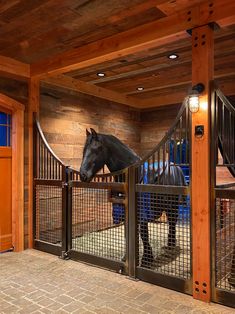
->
<box><xmin>59</xmin><ymin>250</ymin><xmax>70</xmax><ymax>260</ymax></box>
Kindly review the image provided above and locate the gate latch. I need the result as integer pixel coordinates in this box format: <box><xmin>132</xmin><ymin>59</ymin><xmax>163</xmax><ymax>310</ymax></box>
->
<box><xmin>62</xmin><ymin>182</ymin><xmax>68</xmax><ymax>188</ymax></box>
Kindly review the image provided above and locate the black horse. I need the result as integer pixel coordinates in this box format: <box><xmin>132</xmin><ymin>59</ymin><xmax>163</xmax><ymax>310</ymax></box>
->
<box><xmin>80</xmin><ymin>128</ymin><xmax>186</xmax><ymax>267</ymax></box>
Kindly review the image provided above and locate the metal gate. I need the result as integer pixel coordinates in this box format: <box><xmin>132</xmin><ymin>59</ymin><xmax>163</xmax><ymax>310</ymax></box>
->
<box><xmin>130</xmin><ymin>100</ymin><xmax>192</xmax><ymax>294</ymax></box>
<box><xmin>66</xmin><ymin>168</ymin><xmax>128</xmax><ymax>273</ymax></box>
<box><xmin>211</xmin><ymin>87</ymin><xmax>235</xmax><ymax>308</ymax></box>
<box><xmin>33</xmin><ymin>118</ymin><xmax>67</xmax><ymax>256</ymax></box>
<box><xmin>33</xmin><ymin>100</ymin><xmax>192</xmax><ymax>295</ymax></box>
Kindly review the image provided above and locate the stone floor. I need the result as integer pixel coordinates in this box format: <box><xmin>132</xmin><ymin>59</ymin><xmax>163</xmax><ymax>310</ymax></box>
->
<box><xmin>0</xmin><ymin>250</ymin><xmax>234</xmax><ymax>314</ymax></box>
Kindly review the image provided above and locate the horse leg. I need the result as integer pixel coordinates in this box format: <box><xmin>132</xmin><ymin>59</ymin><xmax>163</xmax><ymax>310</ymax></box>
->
<box><xmin>167</xmin><ymin>195</ymin><xmax>178</xmax><ymax>248</ymax></box>
<box><xmin>140</xmin><ymin>221</ymin><xmax>154</xmax><ymax>268</ymax></box>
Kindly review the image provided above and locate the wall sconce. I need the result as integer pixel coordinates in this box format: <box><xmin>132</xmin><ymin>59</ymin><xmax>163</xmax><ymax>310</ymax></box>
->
<box><xmin>188</xmin><ymin>83</ymin><xmax>205</xmax><ymax>113</ymax></box>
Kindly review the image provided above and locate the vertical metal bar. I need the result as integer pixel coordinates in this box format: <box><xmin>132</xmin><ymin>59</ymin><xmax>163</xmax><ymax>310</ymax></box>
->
<box><xmin>67</xmin><ymin>167</ymin><xmax>72</xmax><ymax>253</ymax></box>
<box><xmin>61</xmin><ymin>166</ymin><xmax>68</xmax><ymax>254</ymax></box>
<box><xmin>210</xmin><ymin>83</ymin><xmax>217</xmax><ymax>303</ymax></box>
<box><xmin>128</xmin><ymin>166</ymin><xmax>137</xmax><ymax>278</ymax></box>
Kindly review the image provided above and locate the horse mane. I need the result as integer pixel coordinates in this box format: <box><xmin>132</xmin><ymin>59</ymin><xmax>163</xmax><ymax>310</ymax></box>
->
<box><xmin>102</xmin><ymin>134</ymin><xmax>140</xmax><ymax>159</ymax></box>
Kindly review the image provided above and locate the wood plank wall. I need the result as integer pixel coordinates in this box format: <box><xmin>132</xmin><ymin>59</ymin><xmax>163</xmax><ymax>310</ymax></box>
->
<box><xmin>39</xmin><ymin>87</ymin><xmax>141</xmax><ymax>169</ymax></box>
<box><xmin>139</xmin><ymin>104</ymin><xmax>180</xmax><ymax>157</ymax></box>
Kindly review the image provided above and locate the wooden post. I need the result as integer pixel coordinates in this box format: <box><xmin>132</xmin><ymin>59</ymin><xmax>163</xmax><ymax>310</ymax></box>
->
<box><xmin>28</xmin><ymin>77</ymin><xmax>40</xmax><ymax>248</ymax></box>
<box><xmin>12</xmin><ymin>108</ymin><xmax>24</xmax><ymax>251</ymax></box>
<box><xmin>191</xmin><ymin>25</ymin><xmax>214</xmax><ymax>302</ymax></box>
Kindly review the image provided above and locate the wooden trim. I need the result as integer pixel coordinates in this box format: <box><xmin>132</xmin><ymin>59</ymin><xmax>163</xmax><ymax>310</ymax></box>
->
<box><xmin>0</xmin><ymin>55</ymin><xmax>30</xmax><ymax>79</ymax></box>
<box><xmin>191</xmin><ymin>25</ymin><xmax>214</xmax><ymax>302</ymax></box>
<box><xmin>31</xmin><ymin>0</ymin><xmax>235</xmax><ymax>77</ymax></box>
<box><xmin>0</xmin><ymin>94</ymin><xmax>25</xmax><ymax>252</ymax></box>
<box><xmin>0</xmin><ymin>147</ymin><xmax>12</xmax><ymax>158</ymax></box>
<box><xmin>28</xmin><ymin>77</ymin><xmax>40</xmax><ymax>248</ymax></box>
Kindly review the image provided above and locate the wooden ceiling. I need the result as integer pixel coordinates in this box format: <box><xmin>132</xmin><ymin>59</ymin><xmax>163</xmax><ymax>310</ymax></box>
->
<box><xmin>0</xmin><ymin>0</ymin><xmax>235</xmax><ymax>108</ymax></box>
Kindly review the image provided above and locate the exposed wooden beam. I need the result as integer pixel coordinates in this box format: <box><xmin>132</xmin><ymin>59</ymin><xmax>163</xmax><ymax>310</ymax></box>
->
<box><xmin>0</xmin><ymin>55</ymin><xmax>30</xmax><ymax>79</ymax></box>
<box><xmin>42</xmin><ymin>75</ymin><xmax>147</xmax><ymax>109</ymax></box>
<box><xmin>42</xmin><ymin>74</ymin><xmax>235</xmax><ymax>110</ymax></box>
<box><xmin>31</xmin><ymin>0</ymin><xmax>235</xmax><ymax>78</ymax></box>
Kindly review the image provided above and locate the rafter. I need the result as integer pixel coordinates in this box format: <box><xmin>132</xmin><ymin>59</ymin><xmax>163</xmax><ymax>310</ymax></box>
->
<box><xmin>0</xmin><ymin>55</ymin><xmax>30</xmax><ymax>79</ymax></box>
<box><xmin>42</xmin><ymin>75</ymin><xmax>147</xmax><ymax>109</ymax></box>
<box><xmin>31</xmin><ymin>0</ymin><xmax>235</xmax><ymax>78</ymax></box>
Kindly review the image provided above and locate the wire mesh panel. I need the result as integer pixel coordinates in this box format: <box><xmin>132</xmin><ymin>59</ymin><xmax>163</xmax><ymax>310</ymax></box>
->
<box><xmin>212</xmin><ymin>87</ymin><xmax>235</xmax><ymax>307</ymax></box>
<box><xmin>71</xmin><ymin>187</ymin><xmax>125</xmax><ymax>261</ymax></box>
<box><xmin>35</xmin><ymin>185</ymin><xmax>63</xmax><ymax>244</ymax></box>
<box><xmin>33</xmin><ymin>117</ymin><xmax>66</xmax><ymax>255</ymax></box>
<box><xmin>137</xmin><ymin>191</ymin><xmax>190</xmax><ymax>279</ymax></box>
<box><xmin>68</xmin><ymin>168</ymin><xmax>127</xmax><ymax>271</ymax></box>
<box><xmin>133</xmin><ymin>100</ymin><xmax>191</xmax><ymax>293</ymax></box>
<box><xmin>215</xmin><ymin>196</ymin><xmax>235</xmax><ymax>291</ymax></box>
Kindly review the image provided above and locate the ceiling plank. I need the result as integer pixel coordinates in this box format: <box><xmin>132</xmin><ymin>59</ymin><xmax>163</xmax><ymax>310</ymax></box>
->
<box><xmin>42</xmin><ymin>75</ymin><xmax>146</xmax><ymax>109</ymax></box>
<box><xmin>0</xmin><ymin>55</ymin><xmax>30</xmax><ymax>79</ymax></box>
<box><xmin>31</xmin><ymin>0</ymin><xmax>235</xmax><ymax>78</ymax></box>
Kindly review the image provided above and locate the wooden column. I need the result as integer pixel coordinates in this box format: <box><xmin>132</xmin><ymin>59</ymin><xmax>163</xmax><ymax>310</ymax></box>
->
<box><xmin>191</xmin><ymin>25</ymin><xmax>214</xmax><ymax>302</ymax></box>
<box><xmin>28</xmin><ymin>77</ymin><xmax>40</xmax><ymax>248</ymax></box>
<box><xmin>12</xmin><ymin>108</ymin><xmax>24</xmax><ymax>251</ymax></box>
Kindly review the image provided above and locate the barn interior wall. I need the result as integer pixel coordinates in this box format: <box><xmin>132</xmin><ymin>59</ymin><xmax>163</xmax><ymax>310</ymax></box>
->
<box><xmin>139</xmin><ymin>104</ymin><xmax>181</xmax><ymax>157</ymax></box>
<box><xmin>39</xmin><ymin>87</ymin><xmax>141</xmax><ymax>169</ymax></box>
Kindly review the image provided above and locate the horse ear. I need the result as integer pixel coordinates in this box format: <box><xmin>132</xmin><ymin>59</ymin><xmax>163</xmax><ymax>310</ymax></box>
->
<box><xmin>90</xmin><ymin>128</ymin><xmax>98</xmax><ymax>139</ymax></box>
<box><xmin>86</xmin><ymin>129</ymin><xmax>91</xmax><ymax>137</ymax></box>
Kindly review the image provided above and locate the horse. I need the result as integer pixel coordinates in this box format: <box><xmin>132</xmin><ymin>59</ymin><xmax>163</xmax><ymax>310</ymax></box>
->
<box><xmin>80</xmin><ymin>128</ymin><xmax>187</xmax><ymax>268</ymax></box>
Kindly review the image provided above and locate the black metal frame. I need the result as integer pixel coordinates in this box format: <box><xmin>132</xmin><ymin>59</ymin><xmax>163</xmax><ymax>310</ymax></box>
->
<box><xmin>33</xmin><ymin>115</ymin><xmax>67</xmax><ymax>256</ymax></box>
<box><xmin>211</xmin><ymin>83</ymin><xmax>235</xmax><ymax>308</ymax></box>
<box><xmin>33</xmin><ymin>98</ymin><xmax>192</xmax><ymax>295</ymax></box>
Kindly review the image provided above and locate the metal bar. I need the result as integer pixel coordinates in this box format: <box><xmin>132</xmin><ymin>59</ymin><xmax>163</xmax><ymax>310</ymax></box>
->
<box><xmin>128</xmin><ymin>166</ymin><xmax>137</xmax><ymax>278</ymax></box>
<box><xmin>34</xmin><ymin>179</ymin><xmax>63</xmax><ymax>186</ymax></box>
<box><xmin>215</xmin><ymin>189</ymin><xmax>235</xmax><ymax>198</ymax></box>
<box><xmin>136</xmin><ymin>184</ymin><xmax>189</xmax><ymax>195</ymax></box>
<box><xmin>136</xmin><ymin>267</ymin><xmax>192</xmax><ymax>295</ymax></box>
<box><xmin>71</xmin><ymin>181</ymin><xmax>125</xmax><ymax>191</ymax></box>
<box><xmin>34</xmin><ymin>240</ymin><xmax>62</xmax><ymax>256</ymax></box>
<box><xmin>69</xmin><ymin>250</ymin><xmax>125</xmax><ymax>274</ymax></box>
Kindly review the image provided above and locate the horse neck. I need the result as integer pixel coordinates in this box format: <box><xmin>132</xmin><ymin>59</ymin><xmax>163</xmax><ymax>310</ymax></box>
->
<box><xmin>102</xmin><ymin>135</ymin><xmax>140</xmax><ymax>172</ymax></box>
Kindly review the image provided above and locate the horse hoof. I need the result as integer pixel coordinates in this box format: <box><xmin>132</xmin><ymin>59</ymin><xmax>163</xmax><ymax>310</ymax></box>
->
<box><xmin>121</xmin><ymin>254</ymin><xmax>126</xmax><ymax>262</ymax></box>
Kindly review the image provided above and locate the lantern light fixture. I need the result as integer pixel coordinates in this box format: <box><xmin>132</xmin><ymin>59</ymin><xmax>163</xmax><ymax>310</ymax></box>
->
<box><xmin>136</xmin><ymin>86</ymin><xmax>144</xmax><ymax>91</ymax></box>
<box><xmin>188</xmin><ymin>83</ymin><xmax>205</xmax><ymax>113</ymax></box>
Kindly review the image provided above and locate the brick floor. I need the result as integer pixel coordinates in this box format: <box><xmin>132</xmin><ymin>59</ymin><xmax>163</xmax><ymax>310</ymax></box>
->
<box><xmin>0</xmin><ymin>250</ymin><xmax>234</xmax><ymax>313</ymax></box>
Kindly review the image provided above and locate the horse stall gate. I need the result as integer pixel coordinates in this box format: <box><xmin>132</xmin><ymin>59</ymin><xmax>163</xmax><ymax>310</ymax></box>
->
<box><xmin>33</xmin><ymin>88</ymin><xmax>235</xmax><ymax>306</ymax></box>
<box><xmin>33</xmin><ymin>99</ymin><xmax>192</xmax><ymax>296</ymax></box>
<box><xmin>130</xmin><ymin>101</ymin><xmax>192</xmax><ymax>294</ymax></box>
<box><xmin>211</xmin><ymin>87</ymin><xmax>235</xmax><ymax>307</ymax></box>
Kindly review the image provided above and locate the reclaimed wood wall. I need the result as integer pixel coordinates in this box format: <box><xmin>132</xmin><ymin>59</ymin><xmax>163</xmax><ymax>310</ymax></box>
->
<box><xmin>139</xmin><ymin>104</ymin><xmax>181</xmax><ymax>157</ymax></box>
<box><xmin>39</xmin><ymin>87</ymin><xmax>141</xmax><ymax>169</ymax></box>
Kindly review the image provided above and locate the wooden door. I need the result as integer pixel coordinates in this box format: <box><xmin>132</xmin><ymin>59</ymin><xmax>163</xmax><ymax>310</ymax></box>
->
<box><xmin>0</xmin><ymin>111</ymin><xmax>12</xmax><ymax>252</ymax></box>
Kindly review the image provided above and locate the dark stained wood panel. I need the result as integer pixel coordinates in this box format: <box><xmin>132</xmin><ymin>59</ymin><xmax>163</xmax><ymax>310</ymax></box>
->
<box><xmin>0</xmin><ymin>0</ymin><xmax>167</xmax><ymax>63</ymax></box>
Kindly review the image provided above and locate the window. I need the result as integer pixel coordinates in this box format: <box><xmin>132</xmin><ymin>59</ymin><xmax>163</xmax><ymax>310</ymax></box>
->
<box><xmin>0</xmin><ymin>111</ymin><xmax>11</xmax><ymax>147</ymax></box>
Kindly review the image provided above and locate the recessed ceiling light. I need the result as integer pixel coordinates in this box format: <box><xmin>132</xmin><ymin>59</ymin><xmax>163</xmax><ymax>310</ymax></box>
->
<box><xmin>97</xmin><ymin>72</ymin><xmax>105</xmax><ymax>77</ymax></box>
<box><xmin>167</xmin><ymin>53</ymin><xmax>179</xmax><ymax>60</ymax></box>
<box><xmin>136</xmin><ymin>86</ymin><xmax>144</xmax><ymax>91</ymax></box>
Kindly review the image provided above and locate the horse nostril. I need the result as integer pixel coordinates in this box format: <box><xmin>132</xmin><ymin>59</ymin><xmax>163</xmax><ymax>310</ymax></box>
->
<box><xmin>80</xmin><ymin>172</ymin><xmax>87</xmax><ymax>182</ymax></box>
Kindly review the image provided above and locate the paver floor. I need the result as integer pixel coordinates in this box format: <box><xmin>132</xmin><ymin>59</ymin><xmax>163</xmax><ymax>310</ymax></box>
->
<box><xmin>0</xmin><ymin>250</ymin><xmax>234</xmax><ymax>313</ymax></box>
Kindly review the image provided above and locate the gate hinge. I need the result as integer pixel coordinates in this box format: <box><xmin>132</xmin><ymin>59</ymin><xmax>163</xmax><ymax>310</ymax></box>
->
<box><xmin>59</xmin><ymin>250</ymin><xmax>70</xmax><ymax>260</ymax></box>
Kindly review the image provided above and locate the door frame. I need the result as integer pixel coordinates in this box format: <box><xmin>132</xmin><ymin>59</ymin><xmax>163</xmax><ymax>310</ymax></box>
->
<box><xmin>0</xmin><ymin>93</ymin><xmax>24</xmax><ymax>251</ymax></box>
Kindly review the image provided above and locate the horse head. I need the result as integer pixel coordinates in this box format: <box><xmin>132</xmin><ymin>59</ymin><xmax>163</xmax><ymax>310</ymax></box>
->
<box><xmin>80</xmin><ymin>128</ymin><xmax>106</xmax><ymax>182</ymax></box>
